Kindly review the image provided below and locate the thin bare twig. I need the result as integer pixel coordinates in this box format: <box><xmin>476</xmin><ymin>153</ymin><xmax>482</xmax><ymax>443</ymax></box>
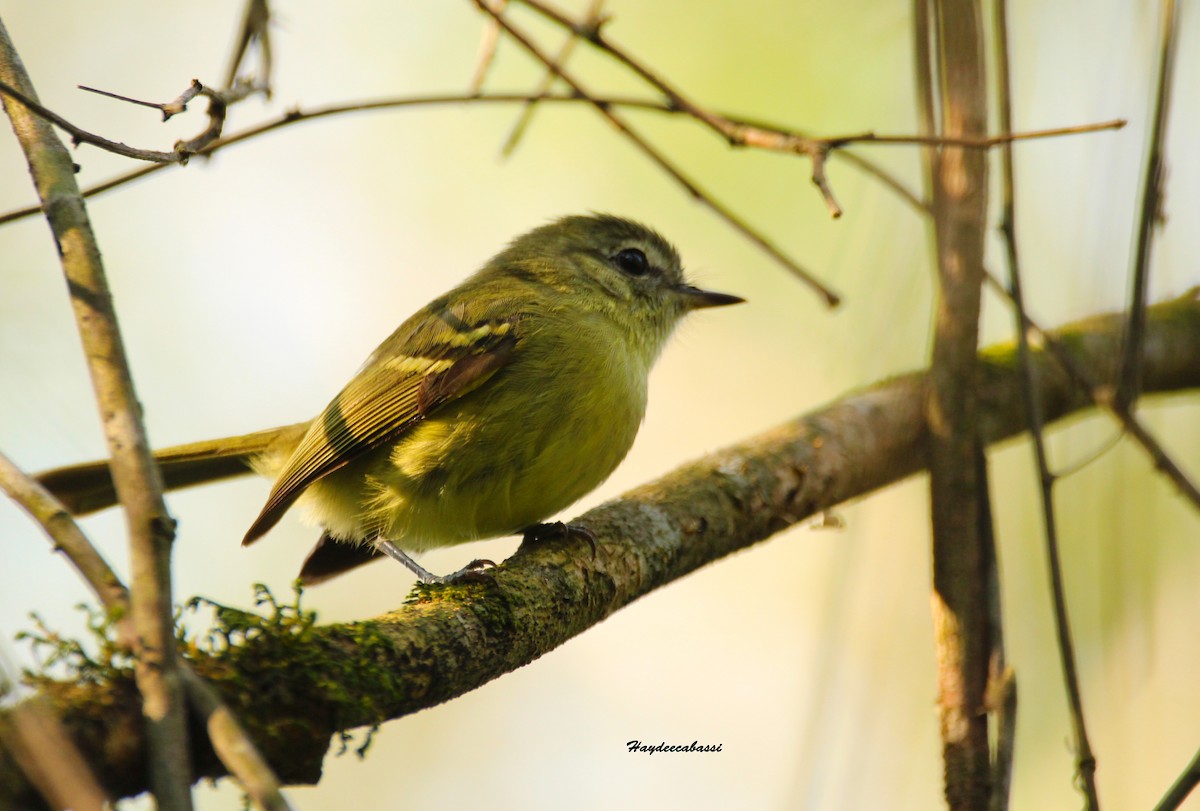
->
<box><xmin>79</xmin><ymin>79</ymin><xmax>204</xmax><ymax>121</ymax></box>
<box><xmin>1156</xmin><ymin>746</ymin><xmax>1200</xmax><ymax>811</ymax></box>
<box><xmin>500</xmin><ymin>0</ymin><xmax>604</xmax><ymax>156</ymax></box>
<box><xmin>224</xmin><ymin>0</ymin><xmax>273</xmax><ymax>96</ymax></box>
<box><xmin>820</xmin><ymin>121</ymin><xmax>1127</xmax><ymax>150</ymax></box>
<box><xmin>0</xmin><ymin>71</ymin><xmax>1111</xmax><ymax>244</ymax></box>
<box><xmin>0</xmin><ymin>76</ymin><xmax>252</xmax><ymax>164</ymax></box>
<box><xmin>1117</xmin><ymin>0</ymin><xmax>1179</xmax><ymax>410</ymax></box>
<box><xmin>469</xmin><ymin>0</ymin><xmax>509</xmax><ymax>91</ymax></box>
<box><xmin>993</xmin><ymin>1</ymin><xmax>1096</xmax><ymax>806</ymax></box>
<box><xmin>0</xmin><ymin>78</ymin><xmax>182</xmax><ymax>162</ymax></box>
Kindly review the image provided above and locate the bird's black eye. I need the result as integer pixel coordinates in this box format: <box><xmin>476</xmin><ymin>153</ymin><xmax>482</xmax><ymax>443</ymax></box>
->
<box><xmin>612</xmin><ymin>247</ymin><xmax>650</xmax><ymax>276</ymax></box>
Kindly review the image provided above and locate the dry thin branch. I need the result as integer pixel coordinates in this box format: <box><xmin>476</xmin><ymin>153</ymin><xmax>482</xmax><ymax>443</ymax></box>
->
<box><xmin>78</xmin><ymin>79</ymin><xmax>205</xmax><ymax>122</ymax></box>
<box><xmin>469</xmin><ymin>0</ymin><xmax>509</xmax><ymax>91</ymax></box>
<box><xmin>1117</xmin><ymin>0</ymin><xmax>1179</xmax><ymax>410</ymax></box>
<box><xmin>988</xmin><ymin>0</ymin><xmax>1099</xmax><ymax>806</ymax></box>
<box><xmin>0</xmin><ymin>77</ymin><xmax>239</xmax><ymax>164</ymax></box>
<box><xmin>817</xmin><ymin>121</ymin><xmax>1126</xmax><ymax>150</ymax></box>
<box><xmin>224</xmin><ymin>0</ymin><xmax>273</xmax><ymax>96</ymax></box>
<box><xmin>498</xmin><ymin>0</ymin><xmax>603</xmax><ymax>156</ymax></box>
<box><xmin>0</xmin><ymin>22</ymin><xmax>193</xmax><ymax>810</ymax></box>
<box><xmin>517</xmin><ymin>0</ymin><xmax>1124</xmax><ymax>149</ymax></box>
<box><xmin>993</xmin><ymin>2</ymin><xmax>1096</xmax><ymax>807</ymax></box>
<box><xmin>0</xmin><ymin>78</ymin><xmax>181</xmax><ymax>162</ymax></box>
<box><xmin>1155</xmin><ymin>746</ymin><xmax>1200</xmax><ymax>811</ymax></box>
<box><xmin>0</xmin><ymin>85</ymin><xmax>1109</xmax><ymax>231</ymax></box>
<box><xmin>2</xmin><ymin>293</ymin><xmax>1198</xmax><ymax>805</ymax></box>
<box><xmin>2</xmin><ymin>47</ymin><xmax>271</xmax><ymax>166</ymax></box>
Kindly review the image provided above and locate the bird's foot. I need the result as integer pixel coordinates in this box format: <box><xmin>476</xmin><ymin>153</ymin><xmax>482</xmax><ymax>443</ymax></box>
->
<box><xmin>376</xmin><ymin>539</ymin><xmax>495</xmax><ymax>584</ymax></box>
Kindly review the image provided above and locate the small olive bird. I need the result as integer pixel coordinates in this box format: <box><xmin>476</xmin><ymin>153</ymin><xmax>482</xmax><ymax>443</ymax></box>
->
<box><xmin>36</xmin><ymin>215</ymin><xmax>743</xmax><ymax>584</ymax></box>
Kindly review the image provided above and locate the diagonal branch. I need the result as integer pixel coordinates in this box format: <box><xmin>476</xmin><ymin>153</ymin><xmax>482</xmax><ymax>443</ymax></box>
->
<box><xmin>1117</xmin><ymin>0</ymin><xmax>1179</xmax><ymax>409</ymax></box>
<box><xmin>1</xmin><ymin>292</ymin><xmax>1198</xmax><ymax>805</ymax></box>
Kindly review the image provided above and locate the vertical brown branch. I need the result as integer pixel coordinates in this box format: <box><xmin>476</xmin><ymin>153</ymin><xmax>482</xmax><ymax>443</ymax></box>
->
<box><xmin>0</xmin><ymin>20</ymin><xmax>193</xmax><ymax>811</ymax></box>
<box><xmin>923</xmin><ymin>1</ymin><xmax>992</xmax><ymax>808</ymax></box>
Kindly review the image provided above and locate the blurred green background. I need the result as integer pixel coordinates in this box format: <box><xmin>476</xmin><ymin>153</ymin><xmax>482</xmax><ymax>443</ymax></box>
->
<box><xmin>1</xmin><ymin>2</ymin><xmax>1198</xmax><ymax>808</ymax></box>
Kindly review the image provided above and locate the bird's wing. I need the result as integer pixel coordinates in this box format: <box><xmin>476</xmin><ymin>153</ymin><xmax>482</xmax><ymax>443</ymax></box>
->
<box><xmin>242</xmin><ymin>307</ymin><xmax>520</xmax><ymax>545</ymax></box>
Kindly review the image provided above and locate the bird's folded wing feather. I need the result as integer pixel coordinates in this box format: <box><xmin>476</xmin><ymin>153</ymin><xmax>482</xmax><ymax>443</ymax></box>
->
<box><xmin>242</xmin><ymin>307</ymin><xmax>520</xmax><ymax>544</ymax></box>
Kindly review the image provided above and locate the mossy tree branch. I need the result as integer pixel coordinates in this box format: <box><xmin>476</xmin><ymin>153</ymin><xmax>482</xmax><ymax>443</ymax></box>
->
<box><xmin>2</xmin><ymin>292</ymin><xmax>1199</xmax><ymax>806</ymax></box>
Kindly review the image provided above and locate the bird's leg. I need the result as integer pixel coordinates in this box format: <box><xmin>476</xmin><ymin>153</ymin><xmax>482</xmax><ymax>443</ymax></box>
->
<box><xmin>375</xmin><ymin>539</ymin><xmax>495</xmax><ymax>584</ymax></box>
<box><xmin>520</xmin><ymin>521</ymin><xmax>599</xmax><ymax>561</ymax></box>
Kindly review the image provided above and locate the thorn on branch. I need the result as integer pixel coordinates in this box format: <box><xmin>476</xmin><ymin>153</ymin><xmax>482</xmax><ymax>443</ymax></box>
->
<box><xmin>78</xmin><ymin>79</ymin><xmax>204</xmax><ymax>122</ymax></box>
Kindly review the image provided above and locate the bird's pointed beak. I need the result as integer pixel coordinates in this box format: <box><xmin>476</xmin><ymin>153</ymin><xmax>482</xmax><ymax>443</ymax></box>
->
<box><xmin>674</xmin><ymin>283</ymin><xmax>745</xmax><ymax>309</ymax></box>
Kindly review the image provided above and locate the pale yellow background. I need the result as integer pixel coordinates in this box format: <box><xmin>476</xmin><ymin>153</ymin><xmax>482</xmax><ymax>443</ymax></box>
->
<box><xmin>1</xmin><ymin>2</ymin><xmax>1198</xmax><ymax>809</ymax></box>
